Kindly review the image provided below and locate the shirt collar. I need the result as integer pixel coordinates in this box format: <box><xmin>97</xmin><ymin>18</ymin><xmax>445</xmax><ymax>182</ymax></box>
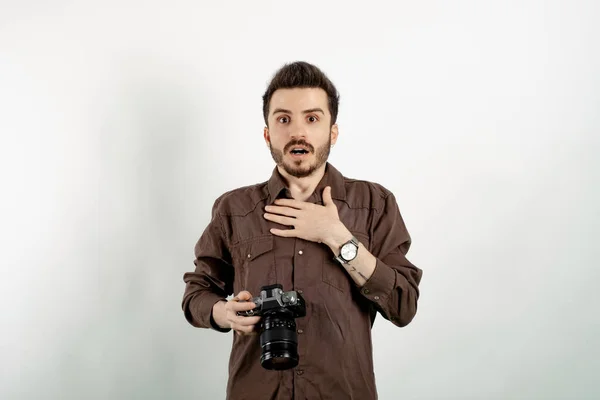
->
<box><xmin>266</xmin><ymin>162</ymin><xmax>346</xmax><ymax>205</ymax></box>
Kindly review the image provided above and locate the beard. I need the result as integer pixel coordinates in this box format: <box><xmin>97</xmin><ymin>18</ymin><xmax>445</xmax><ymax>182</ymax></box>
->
<box><xmin>269</xmin><ymin>135</ymin><xmax>331</xmax><ymax>178</ymax></box>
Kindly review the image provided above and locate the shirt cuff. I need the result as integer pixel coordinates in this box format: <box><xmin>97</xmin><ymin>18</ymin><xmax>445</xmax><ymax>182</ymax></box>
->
<box><xmin>359</xmin><ymin>259</ymin><xmax>395</xmax><ymax>302</ymax></box>
<box><xmin>193</xmin><ymin>294</ymin><xmax>232</xmax><ymax>333</ymax></box>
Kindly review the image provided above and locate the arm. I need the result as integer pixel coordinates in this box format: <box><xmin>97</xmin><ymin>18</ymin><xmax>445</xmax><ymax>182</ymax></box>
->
<box><xmin>324</xmin><ymin>192</ymin><xmax>423</xmax><ymax>327</ymax></box>
<box><xmin>182</xmin><ymin>198</ymin><xmax>234</xmax><ymax>332</ymax></box>
<box><xmin>263</xmin><ymin>186</ymin><xmax>422</xmax><ymax>327</ymax></box>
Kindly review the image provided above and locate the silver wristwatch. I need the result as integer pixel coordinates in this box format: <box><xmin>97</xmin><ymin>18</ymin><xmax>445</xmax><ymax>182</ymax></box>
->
<box><xmin>335</xmin><ymin>236</ymin><xmax>359</xmax><ymax>264</ymax></box>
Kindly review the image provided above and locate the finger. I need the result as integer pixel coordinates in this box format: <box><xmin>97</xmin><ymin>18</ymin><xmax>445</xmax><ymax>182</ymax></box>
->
<box><xmin>264</xmin><ymin>213</ymin><xmax>296</xmax><ymax>227</ymax></box>
<box><xmin>264</xmin><ymin>205</ymin><xmax>300</xmax><ymax>217</ymax></box>
<box><xmin>323</xmin><ymin>186</ymin><xmax>333</xmax><ymax>205</ymax></box>
<box><xmin>234</xmin><ymin>291</ymin><xmax>253</xmax><ymax>301</ymax></box>
<box><xmin>273</xmin><ymin>198</ymin><xmax>307</xmax><ymax>209</ymax></box>
<box><xmin>231</xmin><ymin>315</ymin><xmax>261</xmax><ymax>326</ymax></box>
<box><xmin>229</xmin><ymin>301</ymin><xmax>257</xmax><ymax>312</ymax></box>
<box><xmin>269</xmin><ymin>228</ymin><xmax>296</xmax><ymax>237</ymax></box>
<box><xmin>232</xmin><ymin>320</ymin><xmax>260</xmax><ymax>332</ymax></box>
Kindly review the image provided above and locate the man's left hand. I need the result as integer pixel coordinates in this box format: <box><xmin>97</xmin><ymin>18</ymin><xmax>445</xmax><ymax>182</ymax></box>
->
<box><xmin>264</xmin><ymin>186</ymin><xmax>350</xmax><ymax>247</ymax></box>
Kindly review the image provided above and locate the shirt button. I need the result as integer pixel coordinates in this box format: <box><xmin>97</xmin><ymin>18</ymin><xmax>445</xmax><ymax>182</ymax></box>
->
<box><xmin>363</xmin><ymin>288</ymin><xmax>370</xmax><ymax>294</ymax></box>
<box><xmin>298</xmin><ymin>250</ymin><xmax>303</xmax><ymax>255</ymax></box>
<box><xmin>297</xmin><ymin>289</ymin><xmax>303</xmax><ymax>294</ymax></box>
<box><xmin>297</xmin><ymin>329</ymin><xmax>304</xmax><ymax>334</ymax></box>
<box><xmin>247</xmin><ymin>254</ymin><xmax>251</xmax><ymax>258</ymax></box>
<box><xmin>374</xmin><ymin>295</ymin><xmax>380</xmax><ymax>301</ymax></box>
<box><xmin>296</xmin><ymin>369</ymin><xmax>304</xmax><ymax>375</ymax></box>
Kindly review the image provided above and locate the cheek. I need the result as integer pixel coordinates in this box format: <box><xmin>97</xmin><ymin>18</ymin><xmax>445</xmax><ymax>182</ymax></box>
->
<box><xmin>268</xmin><ymin>130</ymin><xmax>288</xmax><ymax>146</ymax></box>
<box><xmin>269</xmin><ymin>137</ymin><xmax>285</xmax><ymax>148</ymax></box>
<box><xmin>314</xmin><ymin>129</ymin><xmax>332</xmax><ymax>144</ymax></box>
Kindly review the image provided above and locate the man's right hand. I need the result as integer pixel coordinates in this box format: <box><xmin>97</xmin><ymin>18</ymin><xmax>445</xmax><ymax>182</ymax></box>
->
<box><xmin>212</xmin><ymin>291</ymin><xmax>262</xmax><ymax>335</ymax></box>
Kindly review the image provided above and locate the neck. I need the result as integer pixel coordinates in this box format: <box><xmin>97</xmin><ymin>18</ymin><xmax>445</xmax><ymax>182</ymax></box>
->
<box><xmin>277</xmin><ymin>163</ymin><xmax>327</xmax><ymax>202</ymax></box>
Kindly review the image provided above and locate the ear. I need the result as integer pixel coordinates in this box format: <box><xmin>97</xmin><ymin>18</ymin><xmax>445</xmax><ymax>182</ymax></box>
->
<box><xmin>263</xmin><ymin>126</ymin><xmax>271</xmax><ymax>147</ymax></box>
<box><xmin>330</xmin><ymin>124</ymin><xmax>339</xmax><ymax>146</ymax></box>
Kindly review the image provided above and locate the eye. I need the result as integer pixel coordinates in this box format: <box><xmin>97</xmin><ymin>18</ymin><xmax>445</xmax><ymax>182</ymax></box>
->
<box><xmin>278</xmin><ymin>116</ymin><xmax>289</xmax><ymax>124</ymax></box>
<box><xmin>307</xmin><ymin>115</ymin><xmax>318</xmax><ymax>123</ymax></box>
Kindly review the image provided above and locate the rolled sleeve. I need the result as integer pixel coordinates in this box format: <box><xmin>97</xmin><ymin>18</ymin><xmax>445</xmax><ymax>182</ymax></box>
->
<box><xmin>183</xmin><ymin>289</ymin><xmax>230</xmax><ymax>331</ymax></box>
<box><xmin>182</xmin><ymin>198</ymin><xmax>234</xmax><ymax>333</ymax></box>
<box><xmin>360</xmin><ymin>259</ymin><xmax>395</xmax><ymax>301</ymax></box>
<box><xmin>366</xmin><ymin>191</ymin><xmax>423</xmax><ymax>327</ymax></box>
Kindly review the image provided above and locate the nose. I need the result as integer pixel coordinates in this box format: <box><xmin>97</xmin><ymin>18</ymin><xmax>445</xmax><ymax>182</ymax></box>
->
<box><xmin>289</xmin><ymin>121</ymin><xmax>307</xmax><ymax>140</ymax></box>
<box><xmin>291</xmin><ymin>133</ymin><xmax>307</xmax><ymax>141</ymax></box>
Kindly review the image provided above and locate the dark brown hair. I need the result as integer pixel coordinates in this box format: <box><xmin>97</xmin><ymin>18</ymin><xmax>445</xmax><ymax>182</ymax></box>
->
<box><xmin>262</xmin><ymin>61</ymin><xmax>340</xmax><ymax>127</ymax></box>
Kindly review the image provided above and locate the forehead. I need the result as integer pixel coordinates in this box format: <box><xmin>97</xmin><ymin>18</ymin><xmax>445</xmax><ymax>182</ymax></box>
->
<box><xmin>269</xmin><ymin>87</ymin><xmax>329</xmax><ymax>114</ymax></box>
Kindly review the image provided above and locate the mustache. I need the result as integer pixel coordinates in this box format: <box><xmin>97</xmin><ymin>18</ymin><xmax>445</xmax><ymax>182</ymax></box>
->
<box><xmin>284</xmin><ymin>139</ymin><xmax>314</xmax><ymax>153</ymax></box>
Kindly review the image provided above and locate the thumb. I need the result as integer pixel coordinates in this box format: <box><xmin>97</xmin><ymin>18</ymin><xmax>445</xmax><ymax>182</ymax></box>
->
<box><xmin>323</xmin><ymin>186</ymin><xmax>333</xmax><ymax>206</ymax></box>
<box><xmin>236</xmin><ymin>290</ymin><xmax>252</xmax><ymax>301</ymax></box>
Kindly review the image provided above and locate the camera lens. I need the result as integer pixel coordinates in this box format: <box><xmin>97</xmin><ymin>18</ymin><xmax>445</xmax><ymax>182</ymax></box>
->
<box><xmin>259</xmin><ymin>311</ymin><xmax>299</xmax><ymax>370</ymax></box>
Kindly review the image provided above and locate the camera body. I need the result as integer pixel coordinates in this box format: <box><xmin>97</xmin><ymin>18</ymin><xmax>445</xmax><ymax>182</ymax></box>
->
<box><xmin>237</xmin><ymin>284</ymin><xmax>306</xmax><ymax>318</ymax></box>
<box><xmin>237</xmin><ymin>284</ymin><xmax>306</xmax><ymax>370</ymax></box>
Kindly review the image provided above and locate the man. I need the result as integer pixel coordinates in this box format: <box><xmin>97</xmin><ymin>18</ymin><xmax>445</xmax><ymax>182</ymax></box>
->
<box><xmin>182</xmin><ymin>61</ymin><xmax>423</xmax><ymax>400</ymax></box>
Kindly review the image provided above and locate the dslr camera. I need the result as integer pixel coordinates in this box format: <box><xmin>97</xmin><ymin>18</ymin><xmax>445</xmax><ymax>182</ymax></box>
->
<box><xmin>237</xmin><ymin>284</ymin><xmax>306</xmax><ymax>370</ymax></box>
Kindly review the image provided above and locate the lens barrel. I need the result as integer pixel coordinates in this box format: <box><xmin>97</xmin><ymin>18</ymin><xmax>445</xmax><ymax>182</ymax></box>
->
<box><xmin>259</xmin><ymin>312</ymin><xmax>299</xmax><ymax>370</ymax></box>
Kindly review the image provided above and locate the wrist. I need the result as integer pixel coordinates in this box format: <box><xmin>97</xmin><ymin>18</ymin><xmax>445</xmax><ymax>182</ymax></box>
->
<box><xmin>211</xmin><ymin>300</ymin><xmax>229</xmax><ymax>329</ymax></box>
<box><xmin>324</xmin><ymin>222</ymin><xmax>353</xmax><ymax>254</ymax></box>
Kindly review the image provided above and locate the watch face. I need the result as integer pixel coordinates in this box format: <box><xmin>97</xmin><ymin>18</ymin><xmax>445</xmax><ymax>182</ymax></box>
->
<box><xmin>341</xmin><ymin>243</ymin><xmax>357</xmax><ymax>260</ymax></box>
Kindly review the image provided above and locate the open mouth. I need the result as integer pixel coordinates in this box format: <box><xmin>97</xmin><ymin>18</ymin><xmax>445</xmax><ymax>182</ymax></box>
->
<box><xmin>290</xmin><ymin>148</ymin><xmax>310</xmax><ymax>155</ymax></box>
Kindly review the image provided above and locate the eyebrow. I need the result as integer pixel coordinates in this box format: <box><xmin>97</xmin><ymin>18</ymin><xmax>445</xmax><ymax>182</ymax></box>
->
<box><xmin>272</xmin><ymin>107</ymin><xmax>325</xmax><ymax>115</ymax></box>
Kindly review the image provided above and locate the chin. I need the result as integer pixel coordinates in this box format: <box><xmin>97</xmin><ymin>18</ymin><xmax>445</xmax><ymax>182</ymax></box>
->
<box><xmin>282</xmin><ymin>160</ymin><xmax>324</xmax><ymax>178</ymax></box>
<box><xmin>286</xmin><ymin>164</ymin><xmax>311</xmax><ymax>174</ymax></box>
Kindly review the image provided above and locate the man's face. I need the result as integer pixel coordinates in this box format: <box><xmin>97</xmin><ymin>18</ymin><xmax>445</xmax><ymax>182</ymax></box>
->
<box><xmin>264</xmin><ymin>87</ymin><xmax>338</xmax><ymax>178</ymax></box>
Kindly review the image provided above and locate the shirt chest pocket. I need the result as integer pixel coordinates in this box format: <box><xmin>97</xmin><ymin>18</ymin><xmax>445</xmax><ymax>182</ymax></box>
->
<box><xmin>232</xmin><ymin>235</ymin><xmax>275</xmax><ymax>296</ymax></box>
<box><xmin>322</xmin><ymin>232</ymin><xmax>370</xmax><ymax>293</ymax></box>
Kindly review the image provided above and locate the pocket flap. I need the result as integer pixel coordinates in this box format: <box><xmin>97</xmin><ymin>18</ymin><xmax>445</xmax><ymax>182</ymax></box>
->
<box><xmin>246</xmin><ymin>236</ymin><xmax>274</xmax><ymax>261</ymax></box>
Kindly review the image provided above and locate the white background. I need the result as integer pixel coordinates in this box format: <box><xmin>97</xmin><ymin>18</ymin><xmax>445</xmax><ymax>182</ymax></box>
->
<box><xmin>1</xmin><ymin>1</ymin><xmax>598</xmax><ymax>399</ymax></box>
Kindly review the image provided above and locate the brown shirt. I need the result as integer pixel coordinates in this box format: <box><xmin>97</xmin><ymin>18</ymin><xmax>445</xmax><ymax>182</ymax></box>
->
<box><xmin>182</xmin><ymin>163</ymin><xmax>423</xmax><ymax>400</ymax></box>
